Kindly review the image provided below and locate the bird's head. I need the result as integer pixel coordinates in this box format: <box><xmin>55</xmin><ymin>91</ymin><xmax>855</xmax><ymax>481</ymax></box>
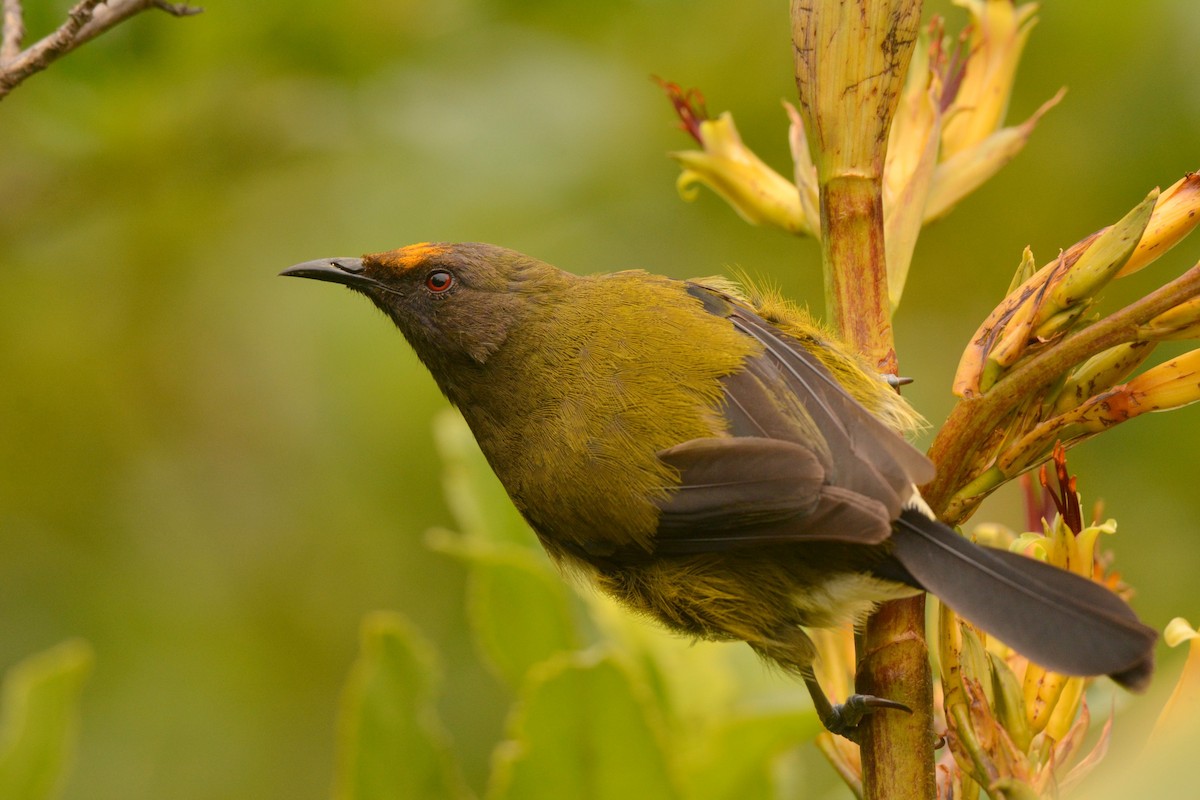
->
<box><xmin>282</xmin><ymin>242</ymin><xmax>569</xmax><ymax>367</ymax></box>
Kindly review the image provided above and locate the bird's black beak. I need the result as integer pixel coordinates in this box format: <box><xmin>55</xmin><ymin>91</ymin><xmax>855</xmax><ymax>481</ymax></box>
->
<box><xmin>279</xmin><ymin>257</ymin><xmax>374</xmax><ymax>290</ymax></box>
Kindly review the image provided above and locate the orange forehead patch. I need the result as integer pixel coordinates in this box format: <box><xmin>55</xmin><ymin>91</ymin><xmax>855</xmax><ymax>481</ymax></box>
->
<box><xmin>368</xmin><ymin>242</ymin><xmax>450</xmax><ymax>273</ymax></box>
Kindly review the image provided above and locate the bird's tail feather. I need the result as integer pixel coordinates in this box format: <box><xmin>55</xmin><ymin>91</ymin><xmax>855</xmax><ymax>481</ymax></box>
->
<box><xmin>883</xmin><ymin>508</ymin><xmax>1156</xmax><ymax>691</ymax></box>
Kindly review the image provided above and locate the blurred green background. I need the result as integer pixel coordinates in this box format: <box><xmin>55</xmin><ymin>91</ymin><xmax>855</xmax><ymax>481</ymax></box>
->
<box><xmin>1</xmin><ymin>1</ymin><xmax>1198</xmax><ymax>797</ymax></box>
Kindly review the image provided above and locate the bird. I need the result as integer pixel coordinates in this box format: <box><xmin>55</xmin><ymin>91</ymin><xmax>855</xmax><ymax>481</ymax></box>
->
<box><xmin>281</xmin><ymin>241</ymin><xmax>1156</xmax><ymax>736</ymax></box>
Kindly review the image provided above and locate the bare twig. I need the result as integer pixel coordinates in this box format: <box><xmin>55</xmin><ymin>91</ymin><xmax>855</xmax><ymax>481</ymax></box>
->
<box><xmin>75</xmin><ymin>0</ymin><xmax>199</xmax><ymax>48</ymax></box>
<box><xmin>0</xmin><ymin>0</ymin><xmax>200</xmax><ymax>101</ymax></box>
<box><xmin>1</xmin><ymin>0</ymin><xmax>24</xmax><ymax>61</ymax></box>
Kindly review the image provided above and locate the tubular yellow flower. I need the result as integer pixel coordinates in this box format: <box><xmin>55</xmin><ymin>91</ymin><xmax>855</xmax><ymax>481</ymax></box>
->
<box><xmin>1151</xmin><ymin>618</ymin><xmax>1200</xmax><ymax>743</ymax></box>
<box><xmin>940</xmin><ymin>0</ymin><xmax>1040</xmax><ymax>158</ymax></box>
<box><xmin>953</xmin><ymin>236</ymin><xmax>1090</xmax><ymax>397</ymax></box>
<box><xmin>1023</xmin><ymin>662</ymin><xmax>1069</xmax><ymax>736</ymax></box>
<box><xmin>1119</xmin><ymin>348</ymin><xmax>1200</xmax><ymax>411</ymax></box>
<box><xmin>942</xmin><ymin>456</ymin><xmax>1135</xmax><ymax>796</ymax></box>
<box><xmin>784</xmin><ymin>101</ymin><xmax>821</xmax><ymax>241</ymax></box>
<box><xmin>1017</xmin><ymin>514</ymin><xmax>1086</xmax><ymax>737</ymax></box>
<box><xmin>670</xmin><ymin>112</ymin><xmax>810</xmax><ymax>236</ymax></box>
<box><xmin>1001</xmin><ymin>457</ymin><xmax>1117</xmax><ymax>738</ymax></box>
<box><xmin>884</xmin><ymin>48</ymin><xmax>943</xmax><ymax>308</ymax></box>
<box><xmin>924</xmin><ymin>89</ymin><xmax>1062</xmax><ymax>223</ymax></box>
<box><xmin>952</xmin><ymin>179</ymin><xmax>1190</xmax><ymax>398</ymax></box>
<box><xmin>663</xmin><ymin>1</ymin><xmax>1069</xmax><ymax>314</ymax></box>
<box><xmin>885</xmin><ymin>32</ymin><xmax>940</xmax><ymax>209</ymax></box>
<box><xmin>1042</xmin><ymin>676</ymin><xmax>1085</xmax><ymax>741</ymax></box>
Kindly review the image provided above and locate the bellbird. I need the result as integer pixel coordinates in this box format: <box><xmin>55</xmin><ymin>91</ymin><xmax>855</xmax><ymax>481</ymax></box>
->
<box><xmin>282</xmin><ymin>242</ymin><xmax>1155</xmax><ymax>735</ymax></box>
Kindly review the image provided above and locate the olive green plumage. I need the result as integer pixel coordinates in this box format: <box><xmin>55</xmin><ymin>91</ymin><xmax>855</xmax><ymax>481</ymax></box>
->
<box><xmin>282</xmin><ymin>242</ymin><xmax>1156</xmax><ymax>732</ymax></box>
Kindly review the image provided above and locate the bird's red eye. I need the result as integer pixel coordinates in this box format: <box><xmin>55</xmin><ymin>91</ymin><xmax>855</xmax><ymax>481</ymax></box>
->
<box><xmin>425</xmin><ymin>270</ymin><xmax>454</xmax><ymax>293</ymax></box>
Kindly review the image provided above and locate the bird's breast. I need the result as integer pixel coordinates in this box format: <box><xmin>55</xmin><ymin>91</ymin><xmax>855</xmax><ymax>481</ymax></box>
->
<box><xmin>464</xmin><ymin>278</ymin><xmax>762</xmax><ymax>558</ymax></box>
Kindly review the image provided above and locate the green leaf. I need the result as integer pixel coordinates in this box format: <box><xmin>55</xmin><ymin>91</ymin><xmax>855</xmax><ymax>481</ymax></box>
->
<box><xmin>0</xmin><ymin>639</ymin><xmax>93</xmax><ymax>800</ymax></box>
<box><xmin>682</xmin><ymin>708</ymin><xmax>821</xmax><ymax>800</ymax></box>
<box><xmin>466</xmin><ymin>550</ymin><xmax>581</xmax><ymax>689</ymax></box>
<box><xmin>425</xmin><ymin>530</ymin><xmax>581</xmax><ymax>690</ymax></box>
<box><xmin>333</xmin><ymin>612</ymin><xmax>468</xmax><ymax>800</ymax></box>
<box><xmin>487</xmin><ymin>651</ymin><xmax>680</xmax><ymax>800</ymax></box>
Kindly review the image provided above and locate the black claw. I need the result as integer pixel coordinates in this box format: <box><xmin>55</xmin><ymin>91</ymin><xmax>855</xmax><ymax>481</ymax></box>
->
<box><xmin>858</xmin><ymin>695</ymin><xmax>912</xmax><ymax>714</ymax></box>
<box><xmin>821</xmin><ymin>693</ymin><xmax>912</xmax><ymax>741</ymax></box>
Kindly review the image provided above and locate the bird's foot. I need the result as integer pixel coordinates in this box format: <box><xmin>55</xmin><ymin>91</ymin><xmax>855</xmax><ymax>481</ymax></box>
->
<box><xmin>820</xmin><ymin>694</ymin><xmax>911</xmax><ymax>742</ymax></box>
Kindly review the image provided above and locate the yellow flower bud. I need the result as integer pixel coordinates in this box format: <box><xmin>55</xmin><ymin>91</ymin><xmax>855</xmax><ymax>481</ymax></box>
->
<box><xmin>1140</xmin><ymin>294</ymin><xmax>1200</xmax><ymax>341</ymax></box>
<box><xmin>1051</xmin><ymin>342</ymin><xmax>1155</xmax><ymax>416</ymax></box>
<box><xmin>1024</xmin><ymin>655</ymin><xmax>1069</xmax><ymax>736</ymax></box>
<box><xmin>989</xmin><ymin>651</ymin><xmax>1033</xmax><ymax>751</ymax></box>
<box><xmin>954</xmin><ymin>187</ymin><xmax>1162</xmax><ymax>397</ymax></box>
<box><xmin>1007</xmin><ymin>246</ymin><xmax>1038</xmax><ymax>295</ymax></box>
<box><xmin>1119</xmin><ymin>172</ymin><xmax>1200</xmax><ymax>276</ymax></box>
<box><xmin>1120</xmin><ymin>348</ymin><xmax>1200</xmax><ymax>412</ymax></box>
<box><xmin>1043</xmin><ymin>676</ymin><xmax>1085</xmax><ymax>741</ymax></box>
<box><xmin>954</xmin><ymin>239</ymin><xmax>1084</xmax><ymax>397</ymax></box>
<box><xmin>1036</xmin><ymin>189</ymin><xmax>1157</xmax><ymax>333</ymax></box>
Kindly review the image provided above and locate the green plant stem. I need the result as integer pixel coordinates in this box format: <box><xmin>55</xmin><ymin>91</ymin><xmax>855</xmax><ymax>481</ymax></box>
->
<box><xmin>925</xmin><ymin>260</ymin><xmax>1200</xmax><ymax>520</ymax></box>
<box><xmin>791</xmin><ymin>1</ymin><xmax>930</xmax><ymax>795</ymax></box>
<box><xmin>858</xmin><ymin>595</ymin><xmax>934</xmax><ymax>800</ymax></box>
<box><xmin>821</xmin><ymin>175</ymin><xmax>897</xmax><ymax>372</ymax></box>
<box><xmin>823</xmin><ymin>173</ymin><xmax>934</xmax><ymax>793</ymax></box>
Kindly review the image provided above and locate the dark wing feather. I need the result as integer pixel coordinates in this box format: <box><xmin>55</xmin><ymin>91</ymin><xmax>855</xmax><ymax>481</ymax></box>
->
<box><xmin>654</xmin><ymin>437</ymin><xmax>892</xmax><ymax>554</ymax></box>
<box><xmin>722</xmin><ymin>299</ymin><xmax>935</xmax><ymax>502</ymax></box>
<box><xmin>886</xmin><ymin>509</ymin><xmax>1156</xmax><ymax>690</ymax></box>
<box><xmin>651</xmin><ymin>284</ymin><xmax>933</xmax><ymax>554</ymax></box>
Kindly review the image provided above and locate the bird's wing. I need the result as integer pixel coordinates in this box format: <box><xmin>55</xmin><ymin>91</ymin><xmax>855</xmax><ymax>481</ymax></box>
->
<box><xmin>653</xmin><ymin>436</ymin><xmax>893</xmax><ymax>553</ymax></box>
<box><xmin>705</xmin><ymin>286</ymin><xmax>935</xmax><ymax>496</ymax></box>
<box><xmin>651</xmin><ymin>283</ymin><xmax>935</xmax><ymax>554</ymax></box>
